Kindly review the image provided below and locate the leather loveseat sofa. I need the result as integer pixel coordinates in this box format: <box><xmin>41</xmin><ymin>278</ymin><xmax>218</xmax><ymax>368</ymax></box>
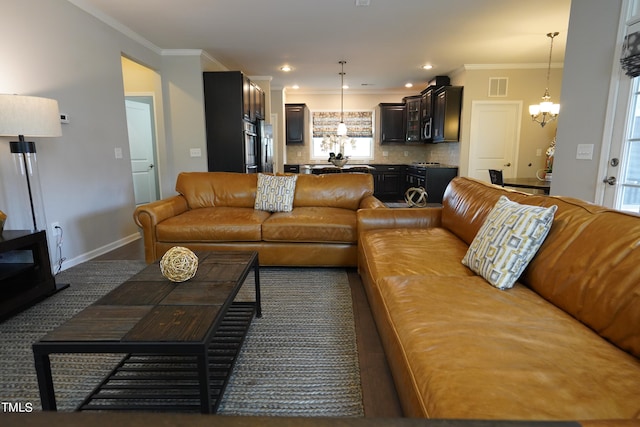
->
<box><xmin>357</xmin><ymin>176</ymin><xmax>640</xmax><ymax>421</ymax></box>
<box><xmin>134</xmin><ymin>171</ymin><xmax>384</xmax><ymax>265</ymax></box>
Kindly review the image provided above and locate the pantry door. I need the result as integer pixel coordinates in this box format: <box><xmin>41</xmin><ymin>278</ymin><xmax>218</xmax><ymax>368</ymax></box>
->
<box><xmin>468</xmin><ymin>101</ymin><xmax>522</xmax><ymax>182</ymax></box>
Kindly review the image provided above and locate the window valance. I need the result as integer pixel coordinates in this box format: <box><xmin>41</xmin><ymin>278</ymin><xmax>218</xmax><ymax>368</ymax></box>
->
<box><xmin>621</xmin><ymin>31</ymin><xmax>640</xmax><ymax>77</ymax></box>
<box><xmin>312</xmin><ymin>111</ymin><xmax>373</xmax><ymax>138</ymax></box>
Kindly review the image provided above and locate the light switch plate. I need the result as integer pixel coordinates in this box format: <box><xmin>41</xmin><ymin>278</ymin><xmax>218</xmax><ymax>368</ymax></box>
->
<box><xmin>576</xmin><ymin>144</ymin><xmax>594</xmax><ymax>160</ymax></box>
<box><xmin>190</xmin><ymin>148</ymin><xmax>202</xmax><ymax>158</ymax></box>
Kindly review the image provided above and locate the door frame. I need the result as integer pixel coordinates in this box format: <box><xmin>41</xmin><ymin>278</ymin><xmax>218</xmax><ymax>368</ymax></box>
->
<box><xmin>125</xmin><ymin>93</ymin><xmax>161</xmax><ymax>204</ymax></box>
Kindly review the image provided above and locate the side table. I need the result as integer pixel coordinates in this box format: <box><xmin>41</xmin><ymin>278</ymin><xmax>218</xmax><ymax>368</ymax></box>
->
<box><xmin>0</xmin><ymin>230</ymin><xmax>68</xmax><ymax>321</ymax></box>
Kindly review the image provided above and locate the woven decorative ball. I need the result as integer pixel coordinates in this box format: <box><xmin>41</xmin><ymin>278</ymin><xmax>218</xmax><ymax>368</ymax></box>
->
<box><xmin>404</xmin><ymin>186</ymin><xmax>428</xmax><ymax>208</ymax></box>
<box><xmin>160</xmin><ymin>246</ymin><xmax>199</xmax><ymax>283</ymax></box>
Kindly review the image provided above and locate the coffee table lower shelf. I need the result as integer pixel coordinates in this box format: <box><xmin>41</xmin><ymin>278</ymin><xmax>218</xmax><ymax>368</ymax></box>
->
<box><xmin>76</xmin><ymin>302</ymin><xmax>256</xmax><ymax>413</ymax></box>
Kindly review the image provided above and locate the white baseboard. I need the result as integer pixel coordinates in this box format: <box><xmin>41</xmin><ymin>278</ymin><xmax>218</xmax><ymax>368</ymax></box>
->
<box><xmin>54</xmin><ymin>232</ymin><xmax>142</xmax><ymax>272</ymax></box>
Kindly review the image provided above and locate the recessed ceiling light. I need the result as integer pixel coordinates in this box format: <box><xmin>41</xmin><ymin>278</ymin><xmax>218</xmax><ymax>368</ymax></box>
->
<box><xmin>422</xmin><ymin>64</ymin><xmax>433</xmax><ymax>70</ymax></box>
<box><xmin>280</xmin><ymin>65</ymin><xmax>292</xmax><ymax>72</ymax></box>
<box><xmin>405</xmin><ymin>83</ymin><xmax>414</xmax><ymax>88</ymax></box>
<box><xmin>342</xmin><ymin>84</ymin><xmax>349</xmax><ymax>89</ymax></box>
<box><xmin>291</xmin><ymin>84</ymin><xmax>300</xmax><ymax>90</ymax></box>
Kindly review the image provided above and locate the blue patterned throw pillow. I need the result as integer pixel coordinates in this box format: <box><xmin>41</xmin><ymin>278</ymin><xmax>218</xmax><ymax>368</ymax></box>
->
<box><xmin>254</xmin><ymin>173</ymin><xmax>298</xmax><ymax>212</ymax></box>
<box><xmin>462</xmin><ymin>196</ymin><xmax>557</xmax><ymax>290</ymax></box>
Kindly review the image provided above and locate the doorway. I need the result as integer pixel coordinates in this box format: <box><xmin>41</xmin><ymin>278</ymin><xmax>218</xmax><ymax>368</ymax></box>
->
<box><xmin>468</xmin><ymin>101</ymin><xmax>522</xmax><ymax>182</ymax></box>
<box><xmin>125</xmin><ymin>96</ymin><xmax>159</xmax><ymax>205</ymax></box>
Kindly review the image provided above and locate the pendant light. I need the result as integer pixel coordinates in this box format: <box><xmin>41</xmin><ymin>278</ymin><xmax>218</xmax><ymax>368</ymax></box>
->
<box><xmin>337</xmin><ymin>60</ymin><xmax>348</xmax><ymax>136</ymax></box>
<box><xmin>529</xmin><ymin>32</ymin><xmax>560</xmax><ymax>127</ymax></box>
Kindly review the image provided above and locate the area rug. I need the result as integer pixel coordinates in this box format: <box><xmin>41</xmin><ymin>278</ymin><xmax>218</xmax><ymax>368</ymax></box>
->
<box><xmin>0</xmin><ymin>261</ymin><xmax>363</xmax><ymax>417</ymax></box>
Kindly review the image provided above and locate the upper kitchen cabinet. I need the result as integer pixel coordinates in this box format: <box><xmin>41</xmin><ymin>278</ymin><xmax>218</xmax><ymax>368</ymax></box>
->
<box><xmin>403</xmin><ymin>96</ymin><xmax>421</xmax><ymax>143</ymax></box>
<box><xmin>432</xmin><ymin>86</ymin><xmax>463</xmax><ymax>143</ymax></box>
<box><xmin>285</xmin><ymin>103</ymin><xmax>307</xmax><ymax>145</ymax></box>
<box><xmin>378</xmin><ymin>103</ymin><xmax>406</xmax><ymax>144</ymax></box>
<box><xmin>250</xmin><ymin>81</ymin><xmax>265</xmax><ymax>121</ymax></box>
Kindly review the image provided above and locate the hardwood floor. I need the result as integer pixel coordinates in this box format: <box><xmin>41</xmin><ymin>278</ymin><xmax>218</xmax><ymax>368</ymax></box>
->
<box><xmin>96</xmin><ymin>239</ymin><xmax>404</xmax><ymax>417</ymax></box>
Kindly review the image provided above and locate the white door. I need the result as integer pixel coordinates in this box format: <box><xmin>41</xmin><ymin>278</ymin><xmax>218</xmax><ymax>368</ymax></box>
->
<box><xmin>468</xmin><ymin>101</ymin><xmax>522</xmax><ymax>182</ymax></box>
<box><xmin>125</xmin><ymin>97</ymin><xmax>159</xmax><ymax>205</ymax></box>
<box><xmin>601</xmin><ymin>76</ymin><xmax>640</xmax><ymax>213</ymax></box>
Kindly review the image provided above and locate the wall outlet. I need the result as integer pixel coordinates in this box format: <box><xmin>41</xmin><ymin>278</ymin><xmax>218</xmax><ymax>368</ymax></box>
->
<box><xmin>114</xmin><ymin>147</ymin><xmax>123</xmax><ymax>159</ymax></box>
<box><xmin>50</xmin><ymin>222</ymin><xmax>61</xmax><ymax>237</ymax></box>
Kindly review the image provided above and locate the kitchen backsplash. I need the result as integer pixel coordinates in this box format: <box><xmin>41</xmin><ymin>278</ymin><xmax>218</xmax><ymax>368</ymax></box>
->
<box><xmin>286</xmin><ymin>142</ymin><xmax>460</xmax><ymax>166</ymax></box>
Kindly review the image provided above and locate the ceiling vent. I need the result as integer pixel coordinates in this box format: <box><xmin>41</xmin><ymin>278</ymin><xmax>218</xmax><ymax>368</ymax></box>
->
<box><xmin>489</xmin><ymin>77</ymin><xmax>508</xmax><ymax>97</ymax></box>
<box><xmin>355</xmin><ymin>0</ymin><xmax>370</xmax><ymax>6</ymax></box>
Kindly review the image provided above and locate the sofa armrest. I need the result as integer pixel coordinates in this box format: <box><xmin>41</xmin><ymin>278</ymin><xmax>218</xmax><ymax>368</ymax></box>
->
<box><xmin>133</xmin><ymin>195</ymin><xmax>189</xmax><ymax>263</ymax></box>
<box><xmin>357</xmin><ymin>207</ymin><xmax>443</xmax><ymax>233</ymax></box>
<box><xmin>359</xmin><ymin>195</ymin><xmax>387</xmax><ymax>209</ymax></box>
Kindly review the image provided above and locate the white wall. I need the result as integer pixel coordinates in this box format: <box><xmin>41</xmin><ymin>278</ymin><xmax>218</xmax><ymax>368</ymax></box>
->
<box><xmin>0</xmin><ymin>0</ymin><xmax>208</xmax><ymax>269</ymax></box>
<box><xmin>554</xmin><ymin>0</ymin><xmax>624</xmax><ymax>200</ymax></box>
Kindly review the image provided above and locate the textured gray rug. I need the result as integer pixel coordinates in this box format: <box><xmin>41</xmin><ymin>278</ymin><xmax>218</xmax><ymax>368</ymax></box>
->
<box><xmin>0</xmin><ymin>261</ymin><xmax>363</xmax><ymax>417</ymax></box>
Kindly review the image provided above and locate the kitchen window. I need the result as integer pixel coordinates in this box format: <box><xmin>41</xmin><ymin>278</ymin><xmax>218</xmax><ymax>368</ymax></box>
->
<box><xmin>310</xmin><ymin>110</ymin><xmax>374</xmax><ymax>160</ymax></box>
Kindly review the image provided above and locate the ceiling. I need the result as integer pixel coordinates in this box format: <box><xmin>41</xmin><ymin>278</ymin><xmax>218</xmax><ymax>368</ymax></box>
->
<box><xmin>69</xmin><ymin>0</ymin><xmax>572</xmax><ymax>94</ymax></box>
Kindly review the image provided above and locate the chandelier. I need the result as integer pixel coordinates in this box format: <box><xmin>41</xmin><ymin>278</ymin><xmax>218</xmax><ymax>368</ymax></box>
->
<box><xmin>529</xmin><ymin>32</ymin><xmax>560</xmax><ymax>127</ymax></box>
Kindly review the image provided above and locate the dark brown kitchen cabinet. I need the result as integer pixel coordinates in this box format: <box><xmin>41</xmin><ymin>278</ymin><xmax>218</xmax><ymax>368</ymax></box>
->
<box><xmin>285</xmin><ymin>103</ymin><xmax>307</xmax><ymax>145</ymax></box>
<box><xmin>372</xmin><ymin>164</ymin><xmax>405</xmax><ymax>200</ymax></box>
<box><xmin>405</xmin><ymin>165</ymin><xmax>458</xmax><ymax>204</ymax></box>
<box><xmin>404</xmin><ymin>96</ymin><xmax>422</xmax><ymax>142</ymax></box>
<box><xmin>203</xmin><ymin>71</ymin><xmax>263</xmax><ymax>173</ymax></box>
<box><xmin>379</xmin><ymin>103</ymin><xmax>406</xmax><ymax>144</ymax></box>
<box><xmin>420</xmin><ymin>87</ymin><xmax>434</xmax><ymax>141</ymax></box>
<box><xmin>251</xmin><ymin>82</ymin><xmax>265</xmax><ymax>120</ymax></box>
<box><xmin>432</xmin><ymin>86</ymin><xmax>463</xmax><ymax>143</ymax></box>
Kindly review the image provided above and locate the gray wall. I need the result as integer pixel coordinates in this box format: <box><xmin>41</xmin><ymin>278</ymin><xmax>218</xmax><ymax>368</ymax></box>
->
<box><xmin>0</xmin><ymin>0</ymin><xmax>208</xmax><ymax>268</ymax></box>
<box><xmin>554</xmin><ymin>0</ymin><xmax>624</xmax><ymax>200</ymax></box>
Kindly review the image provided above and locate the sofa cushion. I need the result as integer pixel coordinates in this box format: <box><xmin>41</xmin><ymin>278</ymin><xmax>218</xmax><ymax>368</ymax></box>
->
<box><xmin>262</xmin><ymin>207</ymin><xmax>356</xmax><ymax>243</ymax></box>
<box><xmin>462</xmin><ymin>196</ymin><xmax>557</xmax><ymax>290</ymax></box>
<box><xmin>156</xmin><ymin>207</ymin><xmax>270</xmax><ymax>242</ymax></box>
<box><xmin>254</xmin><ymin>173</ymin><xmax>297</xmax><ymax>212</ymax></box>
<box><xmin>376</xmin><ymin>274</ymin><xmax>640</xmax><ymax>420</ymax></box>
<box><xmin>175</xmin><ymin>172</ymin><xmax>257</xmax><ymax>209</ymax></box>
<box><xmin>359</xmin><ymin>228</ymin><xmax>475</xmax><ymax>280</ymax></box>
<box><xmin>293</xmin><ymin>173</ymin><xmax>373</xmax><ymax>210</ymax></box>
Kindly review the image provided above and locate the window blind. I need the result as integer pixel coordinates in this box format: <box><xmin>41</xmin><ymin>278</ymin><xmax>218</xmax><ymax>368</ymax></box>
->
<box><xmin>312</xmin><ymin>111</ymin><xmax>373</xmax><ymax>138</ymax></box>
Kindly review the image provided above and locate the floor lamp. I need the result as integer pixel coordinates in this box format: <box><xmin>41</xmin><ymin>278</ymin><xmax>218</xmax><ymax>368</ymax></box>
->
<box><xmin>0</xmin><ymin>94</ymin><xmax>61</xmax><ymax>231</ymax></box>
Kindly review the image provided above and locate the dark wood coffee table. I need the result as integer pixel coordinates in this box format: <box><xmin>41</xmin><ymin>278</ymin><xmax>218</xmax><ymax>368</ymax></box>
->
<box><xmin>32</xmin><ymin>250</ymin><xmax>260</xmax><ymax>414</ymax></box>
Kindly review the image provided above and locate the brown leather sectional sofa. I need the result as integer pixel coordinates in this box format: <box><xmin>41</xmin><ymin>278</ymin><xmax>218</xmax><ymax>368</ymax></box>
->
<box><xmin>357</xmin><ymin>176</ymin><xmax>640</xmax><ymax>421</ymax></box>
<box><xmin>134</xmin><ymin>171</ymin><xmax>384</xmax><ymax>265</ymax></box>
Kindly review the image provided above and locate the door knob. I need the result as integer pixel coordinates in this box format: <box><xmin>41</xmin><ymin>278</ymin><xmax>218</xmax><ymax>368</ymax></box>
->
<box><xmin>503</xmin><ymin>163</ymin><xmax>511</xmax><ymax>167</ymax></box>
<box><xmin>602</xmin><ymin>176</ymin><xmax>616</xmax><ymax>185</ymax></box>
<box><xmin>149</xmin><ymin>164</ymin><xmax>154</xmax><ymax>169</ymax></box>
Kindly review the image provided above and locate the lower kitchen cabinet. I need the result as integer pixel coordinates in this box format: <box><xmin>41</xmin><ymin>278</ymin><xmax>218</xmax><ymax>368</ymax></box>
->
<box><xmin>405</xmin><ymin>165</ymin><xmax>458</xmax><ymax>204</ymax></box>
<box><xmin>372</xmin><ymin>164</ymin><xmax>405</xmax><ymax>200</ymax></box>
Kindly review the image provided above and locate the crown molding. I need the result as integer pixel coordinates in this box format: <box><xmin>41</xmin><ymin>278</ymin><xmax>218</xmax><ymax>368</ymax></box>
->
<box><xmin>249</xmin><ymin>76</ymin><xmax>273</xmax><ymax>82</ymax></box>
<box><xmin>464</xmin><ymin>63</ymin><xmax>564</xmax><ymax>70</ymax></box>
<box><xmin>66</xmin><ymin>0</ymin><xmax>162</xmax><ymax>54</ymax></box>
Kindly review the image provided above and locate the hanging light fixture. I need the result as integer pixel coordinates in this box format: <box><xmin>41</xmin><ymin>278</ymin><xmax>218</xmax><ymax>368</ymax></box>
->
<box><xmin>529</xmin><ymin>32</ymin><xmax>560</xmax><ymax>127</ymax></box>
<box><xmin>337</xmin><ymin>60</ymin><xmax>348</xmax><ymax>136</ymax></box>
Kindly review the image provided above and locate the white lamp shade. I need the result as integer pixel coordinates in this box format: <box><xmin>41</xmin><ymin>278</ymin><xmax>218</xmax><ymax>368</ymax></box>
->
<box><xmin>0</xmin><ymin>94</ymin><xmax>62</xmax><ymax>138</ymax></box>
<box><xmin>337</xmin><ymin>121</ymin><xmax>347</xmax><ymax>136</ymax></box>
<box><xmin>529</xmin><ymin>104</ymin><xmax>541</xmax><ymax>115</ymax></box>
<box><xmin>550</xmin><ymin>103</ymin><xmax>560</xmax><ymax>115</ymax></box>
